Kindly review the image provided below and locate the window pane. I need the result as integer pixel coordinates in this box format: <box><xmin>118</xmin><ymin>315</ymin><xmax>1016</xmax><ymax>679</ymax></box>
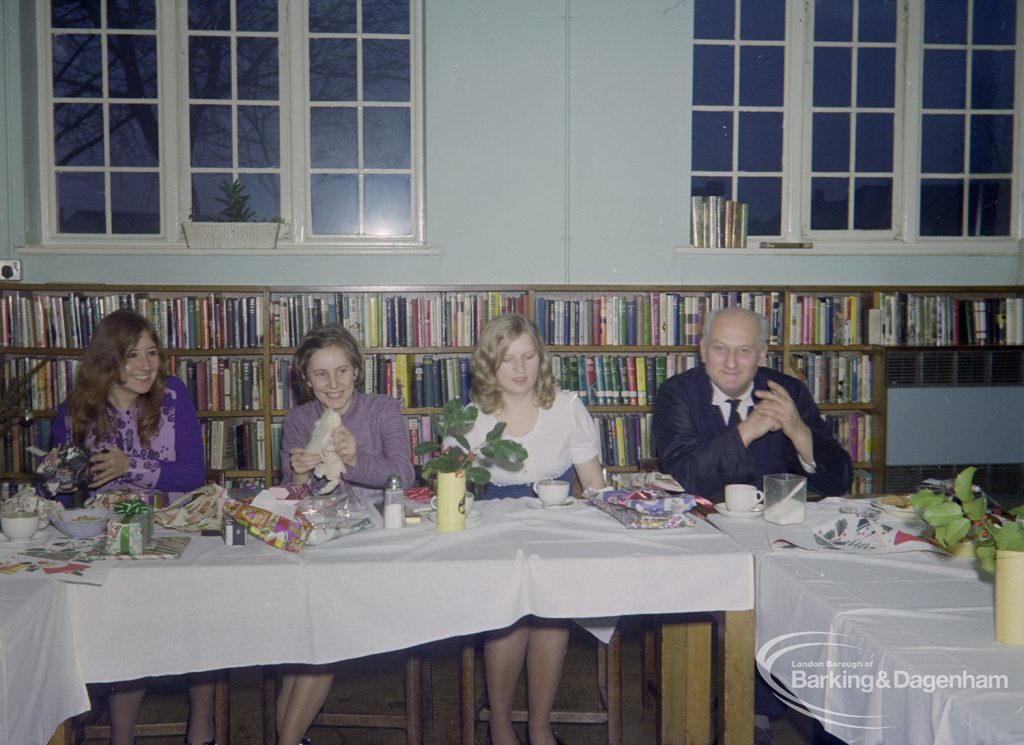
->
<box><xmin>312</xmin><ymin>174</ymin><xmax>360</xmax><ymax>234</ymax></box>
<box><xmin>190</xmin><ymin>105</ymin><xmax>233</xmax><ymax>168</ymax></box>
<box><xmin>54</xmin><ymin>103</ymin><xmax>104</xmax><ymax>166</ymax></box>
<box><xmin>109</xmin><ymin>104</ymin><xmax>159</xmax><ymax>167</ymax></box>
<box><xmin>856</xmin><ymin>47</ymin><xmax>894</xmax><ymax>108</ymax></box>
<box><xmin>309</xmin><ymin>39</ymin><xmax>358</xmax><ymax>101</ymax></box>
<box><xmin>858</xmin><ymin>0</ymin><xmax>896</xmax><ymax>42</ymax></box>
<box><xmin>111</xmin><ymin>172</ymin><xmax>160</xmax><ymax>233</ymax></box>
<box><xmin>189</xmin><ymin>0</ymin><xmax>229</xmax><ymax>31</ymax></box>
<box><xmin>853</xmin><ymin>177</ymin><xmax>891</xmax><ymax>229</ymax></box>
<box><xmin>239</xmin><ymin>173</ymin><xmax>281</xmax><ymax>221</ymax></box>
<box><xmin>691</xmin><ymin>111</ymin><xmax>733</xmax><ymax>171</ymax></box>
<box><xmin>53</xmin><ymin>34</ymin><xmax>102</xmax><ymax>98</ymax></box>
<box><xmin>855</xmin><ymin>113</ymin><xmax>892</xmax><ymax>171</ymax></box>
<box><xmin>238</xmin><ymin>106</ymin><xmax>280</xmax><ymax>168</ymax></box>
<box><xmin>364</xmin><ymin>0</ymin><xmax>410</xmax><ymax>34</ymax></box>
<box><xmin>107</xmin><ymin>0</ymin><xmax>155</xmax><ymax>30</ymax></box>
<box><xmin>737</xmin><ymin>177</ymin><xmax>781</xmax><ymax>235</ymax></box>
<box><xmin>363</xmin><ymin>40</ymin><xmax>410</xmax><ymax>102</ymax></box>
<box><xmin>922</xmin><ymin>50</ymin><xmax>965</xmax><ymax>109</ymax></box>
<box><xmin>237</xmin><ymin>0</ymin><xmax>278</xmax><ymax>33</ymax></box>
<box><xmin>919</xmin><ymin>179</ymin><xmax>963</xmax><ymax>236</ymax></box>
<box><xmin>310</xmin><ymin>0</ymin><xmax>357</xmax><ymax>33</ymax></box>
<box><xmin>811</xmin><ymin>177</ymin><xmax>848</xmax><ymax>229</ymax></box>
<box><xmin>692</xmin><ymin>46</ymin><xmax>734</xmax><ymax>106</ymax></box>
<box><xmin>814</xmin><ymin>0</ymin><xmax>852</xmax><ymax>42</ymax></box>
<box><xmin>238</xmin><ymin>38</ymin><xmax>279</xmax><ymax>101</ymax></box>
<box><xmin>53</xmin><ymin>0</ymin><xmax>100</xmax><ymax>29</ymax></box>
<box><xmin>694</xmin><ymin>0</ymin><xmax>733</xmax><ymax>40</ymax></box>
<box><xmin>813</xmin><ymin>47</ymin><xmax>851</xmax><ymax>107</ymax></box>
<box><xmin>365</xmin><ymin>174</ymin><xmax>411</xmax><ymax>236</ymax></box>
<box><xmin>310</xmin><ymin>107</ymin><xmax>358</xmax><ymax>168</ymax></box>
<box><xmin>364</xmin><ymin>107</ymin><xmax>410</xmax><ymax>169</ymax></box>
<box><xmin>812</xmin><ymin>113</ymin><xmax>850</xmax><ymax>172</ymax></box>
<box><xmin>740</xmin><ymin>0</ymin><xmax>785</xmax><ymax>41</ymax></box>
<box><xmin>57</xmin><ymin>172</ymin><xmax>106</xmax><ymax>233</ymax></box>
<box><xmin>739</xmin><ymin>46</ymin><xmax>784</xmax><ymax>107</ymax></box>
<box><xmin>189</xmin><ymin>37</ymin><xmax>232</xmax><ymax>99</ymax></box>
<box><xmin>191</xmin><ymin>172</ymin><xmax>233</xmax><ymax>221</ymax></box>
<box><xmin>738</xmin><ymin>112</ymin><xmax>782</xmax><ymax>172</ymax></box>
<box><xmin>691</xmin><ymin>176</ymin><xmax>732</xmax><ymax>198</ymax></box>
<box><xmin>973</xmin><ymin>0</ymin><xmax>1016</xmax><ymax>44</ymax></box>
<box><xmin>966</xmin><ymin>179</ymin><xmax>1011</xmax><ymax>235</ymax></box>
<box><xmin>920</xmin><ymin>115</ymin><xmax>964</xmax><ymax>173</ymax></box>
<box><xmin>924</xmin><ymin>0</ymin><xmax>966</xmax><ymax>44</ymax></box>
<box><xmin>969</xmin><ymin>115</ymin><xmax>1013</xmax><ymax>174</ymax></box>
<box><xmin>971</xmin><ymin>51</ymin><xmax>1015</xmax><ymax>110</ymax></box>
<box><xmin>108</xmin><ymin>35</ymin><xmax>157</xmax><ymax>98</ymax></box>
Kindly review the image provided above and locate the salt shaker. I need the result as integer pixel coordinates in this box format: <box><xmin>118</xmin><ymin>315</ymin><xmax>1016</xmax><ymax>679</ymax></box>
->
<box><xmin>383</xmin><ymin>474</ymin><xmax>405</xmax><ymax>529</ymax></box>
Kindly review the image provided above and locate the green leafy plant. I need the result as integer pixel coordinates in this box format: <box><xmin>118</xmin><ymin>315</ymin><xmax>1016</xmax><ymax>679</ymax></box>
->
<box><xmin>910</xmin><ymin>466</ymin><xmax>1024</xmax><ymax>572</ymax></box>
<box><xmin>215</xmin><ymin>179</ymin><xmax>258</xmax><ymax>222</ymax></box>
<box><xmin>413</xmin><ymin>398</ymin><xmax>528</xmax><ymax>487</ymax></box>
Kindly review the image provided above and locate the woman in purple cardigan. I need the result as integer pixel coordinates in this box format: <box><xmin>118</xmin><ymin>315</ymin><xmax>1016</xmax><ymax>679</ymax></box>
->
<box><xmin>52</xmin><ymin>309</ymin><xmax>214</xmax><ymax>745</ymax></box>
<box><xmin>276</xmin><ymin>324</ymin><xmax>414</xmax><ymax>745</ymax></box>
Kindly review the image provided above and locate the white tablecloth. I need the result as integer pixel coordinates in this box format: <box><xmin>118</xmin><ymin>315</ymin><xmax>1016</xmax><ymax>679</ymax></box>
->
<box><xmin>0</xmin><ymin>580</ymin><xmax>89</xmax><ymax>745</ymax></box>
<box><xmin>68</xmin><ymin>497</ymin><xmax>754</xmax><ymax>682</ymax></box>
<box><xmin>710</xmin><ymin>500</ymin><xmax>1024</xmax><ymax>745</ymax></box>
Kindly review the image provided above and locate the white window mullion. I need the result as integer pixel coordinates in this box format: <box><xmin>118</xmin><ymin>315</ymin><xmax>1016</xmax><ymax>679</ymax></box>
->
<box><xmin>165</xmin><ymin>0</ymin><xmax>186</xmax><ymax>238</ymax></box>
<box><xmin>285</xmin><ymin>0</ymin><xmax>308</xmax><ymax>243</ymax></box>
<box><xmin>787</xmin><ymin>0</ymin><xmax>811</xmax><ymax>242</ymax></box>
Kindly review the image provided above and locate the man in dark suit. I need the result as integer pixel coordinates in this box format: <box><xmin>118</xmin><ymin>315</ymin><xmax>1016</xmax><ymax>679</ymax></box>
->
<box><xmin>653</xmin><ymin>306</ymin><xmax>852</xmax><ymax>501</ymax></box>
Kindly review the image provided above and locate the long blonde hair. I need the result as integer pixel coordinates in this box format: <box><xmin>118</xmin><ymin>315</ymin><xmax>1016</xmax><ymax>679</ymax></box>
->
<box><xmin>470</xmin><ymin>314</ymin><xmax>556</xmax><ymax>414</ymax></box>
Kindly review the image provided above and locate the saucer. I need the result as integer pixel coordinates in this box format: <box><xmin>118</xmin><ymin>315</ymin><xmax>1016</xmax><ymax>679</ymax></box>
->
<box><xmin>716</xmin><ymin>505</ymin><xmax>765</xmax><ymax>519</ymax></box>
<box><xmin>0</xmin><ymin>530</ymin><xmax>49</xmax><ymax>549</ymax></box>
<box><xmin>526</xmin><ymin>497</ymin><xmax>577</xmax><ymax>510</ymax></box>
<box><xmin>426</xmin><ymin>510</ymin><xmax>482</xmax><ymax>525</ymax></box>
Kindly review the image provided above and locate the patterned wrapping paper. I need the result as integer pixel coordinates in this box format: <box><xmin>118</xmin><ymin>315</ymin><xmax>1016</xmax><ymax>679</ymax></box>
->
<box><xmin>585</xmin><ymin>488</ymin><xmax>697</xmax><ymax>529</ymax></box>
<box><xmin>223</xmin><ymin>497</ymin><xmax>312</xmax><ymax>552</ymax></box>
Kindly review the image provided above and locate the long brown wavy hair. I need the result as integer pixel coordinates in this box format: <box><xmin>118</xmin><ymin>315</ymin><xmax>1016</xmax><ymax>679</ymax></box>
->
<box><xmin>66</xmin><ymin>309</ymin><xmax>167</xmax><ymax>447</ymax></box>
<box><xmin>470</xmin><ymin>313</ymin><xmax>556</xmax><ymax>414</ymax></box>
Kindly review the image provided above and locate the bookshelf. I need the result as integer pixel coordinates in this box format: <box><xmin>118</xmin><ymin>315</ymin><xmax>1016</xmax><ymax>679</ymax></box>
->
<box><xmin>3</xmin><ymin>284</ymin><xmax>1022</xmax><ymax>495</ymax></box>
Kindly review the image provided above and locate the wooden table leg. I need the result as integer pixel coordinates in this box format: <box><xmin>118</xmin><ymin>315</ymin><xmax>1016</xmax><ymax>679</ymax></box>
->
<box><xmin>716</xmin><ymin>609</ymin><xmax>755</xmax><ymax>745</ymax></box>
<box><xmin>656</xmin><ymin>614</ymin><xmax>712</xmax><ymax>745</ymax></box>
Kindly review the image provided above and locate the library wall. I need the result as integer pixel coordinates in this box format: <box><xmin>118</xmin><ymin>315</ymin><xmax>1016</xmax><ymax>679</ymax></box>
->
<box><xmin>2</xmin><ymin>1</ymin><xmax>1022</xmax><ymax>288</ymax></box>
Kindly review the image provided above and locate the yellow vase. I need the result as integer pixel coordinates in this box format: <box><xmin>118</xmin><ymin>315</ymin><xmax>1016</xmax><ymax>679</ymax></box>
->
<box><xmin>995</xmin><ymin>550</ymin><xmax>1024</xmax><ymax>645</ymax></box>
<box><xmin>435</xmin><ymin>471</ymin><xmax>467</xmax><ymax>533</ymax></box>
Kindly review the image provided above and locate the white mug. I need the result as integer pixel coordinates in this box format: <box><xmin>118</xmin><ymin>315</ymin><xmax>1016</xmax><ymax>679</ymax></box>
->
<box><xmin>533</xmin><ymin>479</ymin><xmax>570</xmax><ymax>506</ymax></box>
<box><xmin>723</xmin><ymin>484</ymin><xmax>764</xmax><ymax>513</ymax></box>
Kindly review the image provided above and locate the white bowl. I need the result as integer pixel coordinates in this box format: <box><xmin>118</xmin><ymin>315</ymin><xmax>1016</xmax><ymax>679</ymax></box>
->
<box><xmin>1</xmin><ymin>512</ymin><xmax>40</xmax><ymax>540</ymax></box>
<box><xmin>51</xmin><ymin>508</ymin><xmax>112</xmax><ymax>538</ymax></box>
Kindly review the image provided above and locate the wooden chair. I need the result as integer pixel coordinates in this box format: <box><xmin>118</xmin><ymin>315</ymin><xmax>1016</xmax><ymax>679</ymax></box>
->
<box><xmin>460</xmin><ymin>628</ymin><xmax>622</xmax><ymax>745</ymax></box>
<box><xmin>260</xmin><ymin>647</ymin><xmax>430</xmax><ymax>745</ymax></box>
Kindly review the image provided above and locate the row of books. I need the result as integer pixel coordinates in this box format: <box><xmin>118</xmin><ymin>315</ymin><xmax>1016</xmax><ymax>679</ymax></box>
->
<box><xmin>0</xmin><ymin>292</ymin><xmax>264</xmax><ymax>350</ymax></box>
<box><xmin>534</xmin><ymin>291</ymin><xmax>785</xmax><ymax>347</ymax></box>
<box><xmin>789</xmin><ymin>352</ymin><xmax>873</xmax><ymax>404</ymax></box>
<box><xmin>202</xmin><ymin>418</ymin><xmax>275</xmax><ymax>471</ymax></box>
<box><xmin>788</xmin><ymin>294</ymin><xmax>867</xmax><ymax>346</ymax></box>
<box><xmin>690</xmin><ymin>196</ymin><xmax>749</xmax><ymax>248</ymax></box>
<box><xmin>168</xmin><ymin>357</ymin><xmax>264</xmax><ymax>412</ymax></box>
<box><xmin>824</xmin><ymin>412</ymin><xmax>872</xmax><ymax>463</ymax></box>
<box><xmin>850</xmin><ymin>468</ymin><xmax>874</xmax><ymax>495</ymax></box>
<box><xmin>1</xmin><ymin>419</ymin><xmax>52</xmax><ymax>475</ymax></box>
<box><xmin>2</xmin><ymin>357</ymin><xmax>78</xmax><ymax>412</ymax></box>
<box><xmin>593</xmin><ymin>413</ymin><xmax>655</xmax><ymax>468</ymax></box>
<box><xmin>269</xmin><ymin>291</ymin><xmax>528</xmax><ymax>349</ymax></box>
<box><xmin>876</xmin><ymin>293</ymin><xmax>1024</xmax><ymax>347</ymax></box>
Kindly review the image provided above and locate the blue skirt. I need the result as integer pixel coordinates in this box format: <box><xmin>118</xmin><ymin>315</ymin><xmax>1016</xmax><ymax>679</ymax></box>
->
<box><xmin>481</xmin><ymin>465</ymin><xmax>575</xmax><ymax>500</ymax></box>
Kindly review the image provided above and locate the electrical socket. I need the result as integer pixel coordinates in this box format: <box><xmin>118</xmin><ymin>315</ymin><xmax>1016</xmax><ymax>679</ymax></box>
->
<box><xmin>0</xmin><ymin>260</ymin><xmax>22</xmax><ymax>281</ymax></box>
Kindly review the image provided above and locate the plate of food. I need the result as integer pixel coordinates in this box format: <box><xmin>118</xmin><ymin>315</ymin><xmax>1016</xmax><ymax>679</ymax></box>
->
<box><xmin>871</xmin><ymin>495</ymin><xmax>919</xmax><ymax>520</ymax></box>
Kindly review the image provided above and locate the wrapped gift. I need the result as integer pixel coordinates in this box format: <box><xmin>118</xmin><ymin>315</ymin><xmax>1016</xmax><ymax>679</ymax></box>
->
<box><xmin>223</xmin><ymin>497</ymin><xmax>311</xmax><ymax>552</ymax></box>
<box><xmin>105</xmin><ymin>498</ymin><xmax>154</xmax><ymax>555</ymax></box>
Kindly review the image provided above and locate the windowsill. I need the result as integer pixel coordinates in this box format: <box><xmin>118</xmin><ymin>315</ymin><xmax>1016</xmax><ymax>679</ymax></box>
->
<box><xmin>676</xmin><ymin>240</ymin><xmax>1022</xmax><ymax>256</ymax></box>
<box><xmin>18</xmin><ymin>242</ymin><xmax>442</xmax><ymax>256</ymax></box>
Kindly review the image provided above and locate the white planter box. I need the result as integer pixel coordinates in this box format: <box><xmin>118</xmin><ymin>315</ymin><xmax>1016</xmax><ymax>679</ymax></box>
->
<box><xmin>182</xmin><ymin>222</ymin><xmax>280</xmax><ymax>250</ymax></box>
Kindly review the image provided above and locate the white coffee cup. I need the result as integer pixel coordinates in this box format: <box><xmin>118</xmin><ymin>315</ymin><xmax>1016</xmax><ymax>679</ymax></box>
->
<box><xmin>431</xmin><ymin>493</ymin><xmax>474</xmax><ymax>515</ymax></box>
<box><xmin>1</xmin><ymin>512</ymin><xmax>40</xmax><ymax>540</ymax></box>
<box><xmin>723</xmin><ymin>484</ymin><xmax>764</xmax><ymax>513</ymax></box>
<box><xmin>533</xmin><ymin>479</ymin><xmax>570</xmax><ymax>507</ymax></box>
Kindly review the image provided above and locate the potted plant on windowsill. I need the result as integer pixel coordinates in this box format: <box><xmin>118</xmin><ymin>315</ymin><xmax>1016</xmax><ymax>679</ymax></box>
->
<box><xmin>182</xmin><ymin>179</ymin><xmax>283</xmax><ymax>250</ymax></box>
<box><xmin>911</xmin><ymin>466</ymin><xmax>1024</xmax><ymax>644</ymax></box>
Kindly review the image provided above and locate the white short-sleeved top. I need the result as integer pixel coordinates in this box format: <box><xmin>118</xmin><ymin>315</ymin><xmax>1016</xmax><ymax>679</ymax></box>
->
<box><xmin>456</xmin><ymin>391</ymin><xmax>600</xmax><ymax>486</ymax></box>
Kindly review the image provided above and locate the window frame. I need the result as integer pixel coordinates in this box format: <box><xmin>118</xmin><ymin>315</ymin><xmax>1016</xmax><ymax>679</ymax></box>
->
<box><xmin>35</xmin><ymin>0</ymin><xmax>426</xmax><ymax>253</ymax></box>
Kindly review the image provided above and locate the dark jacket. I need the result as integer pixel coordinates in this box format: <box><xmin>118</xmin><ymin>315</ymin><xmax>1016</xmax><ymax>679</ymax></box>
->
<box><xmin>651</xmin><ymin>365</ymin><xmax>853</xmax><ymax>501</ymax></box>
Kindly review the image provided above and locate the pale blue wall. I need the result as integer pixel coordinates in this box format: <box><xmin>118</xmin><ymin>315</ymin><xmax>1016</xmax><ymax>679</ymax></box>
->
<box><xmin>1</xmin><ymin>0</ymin><xmax>1022</xmax><ymax>287</ymax></box>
